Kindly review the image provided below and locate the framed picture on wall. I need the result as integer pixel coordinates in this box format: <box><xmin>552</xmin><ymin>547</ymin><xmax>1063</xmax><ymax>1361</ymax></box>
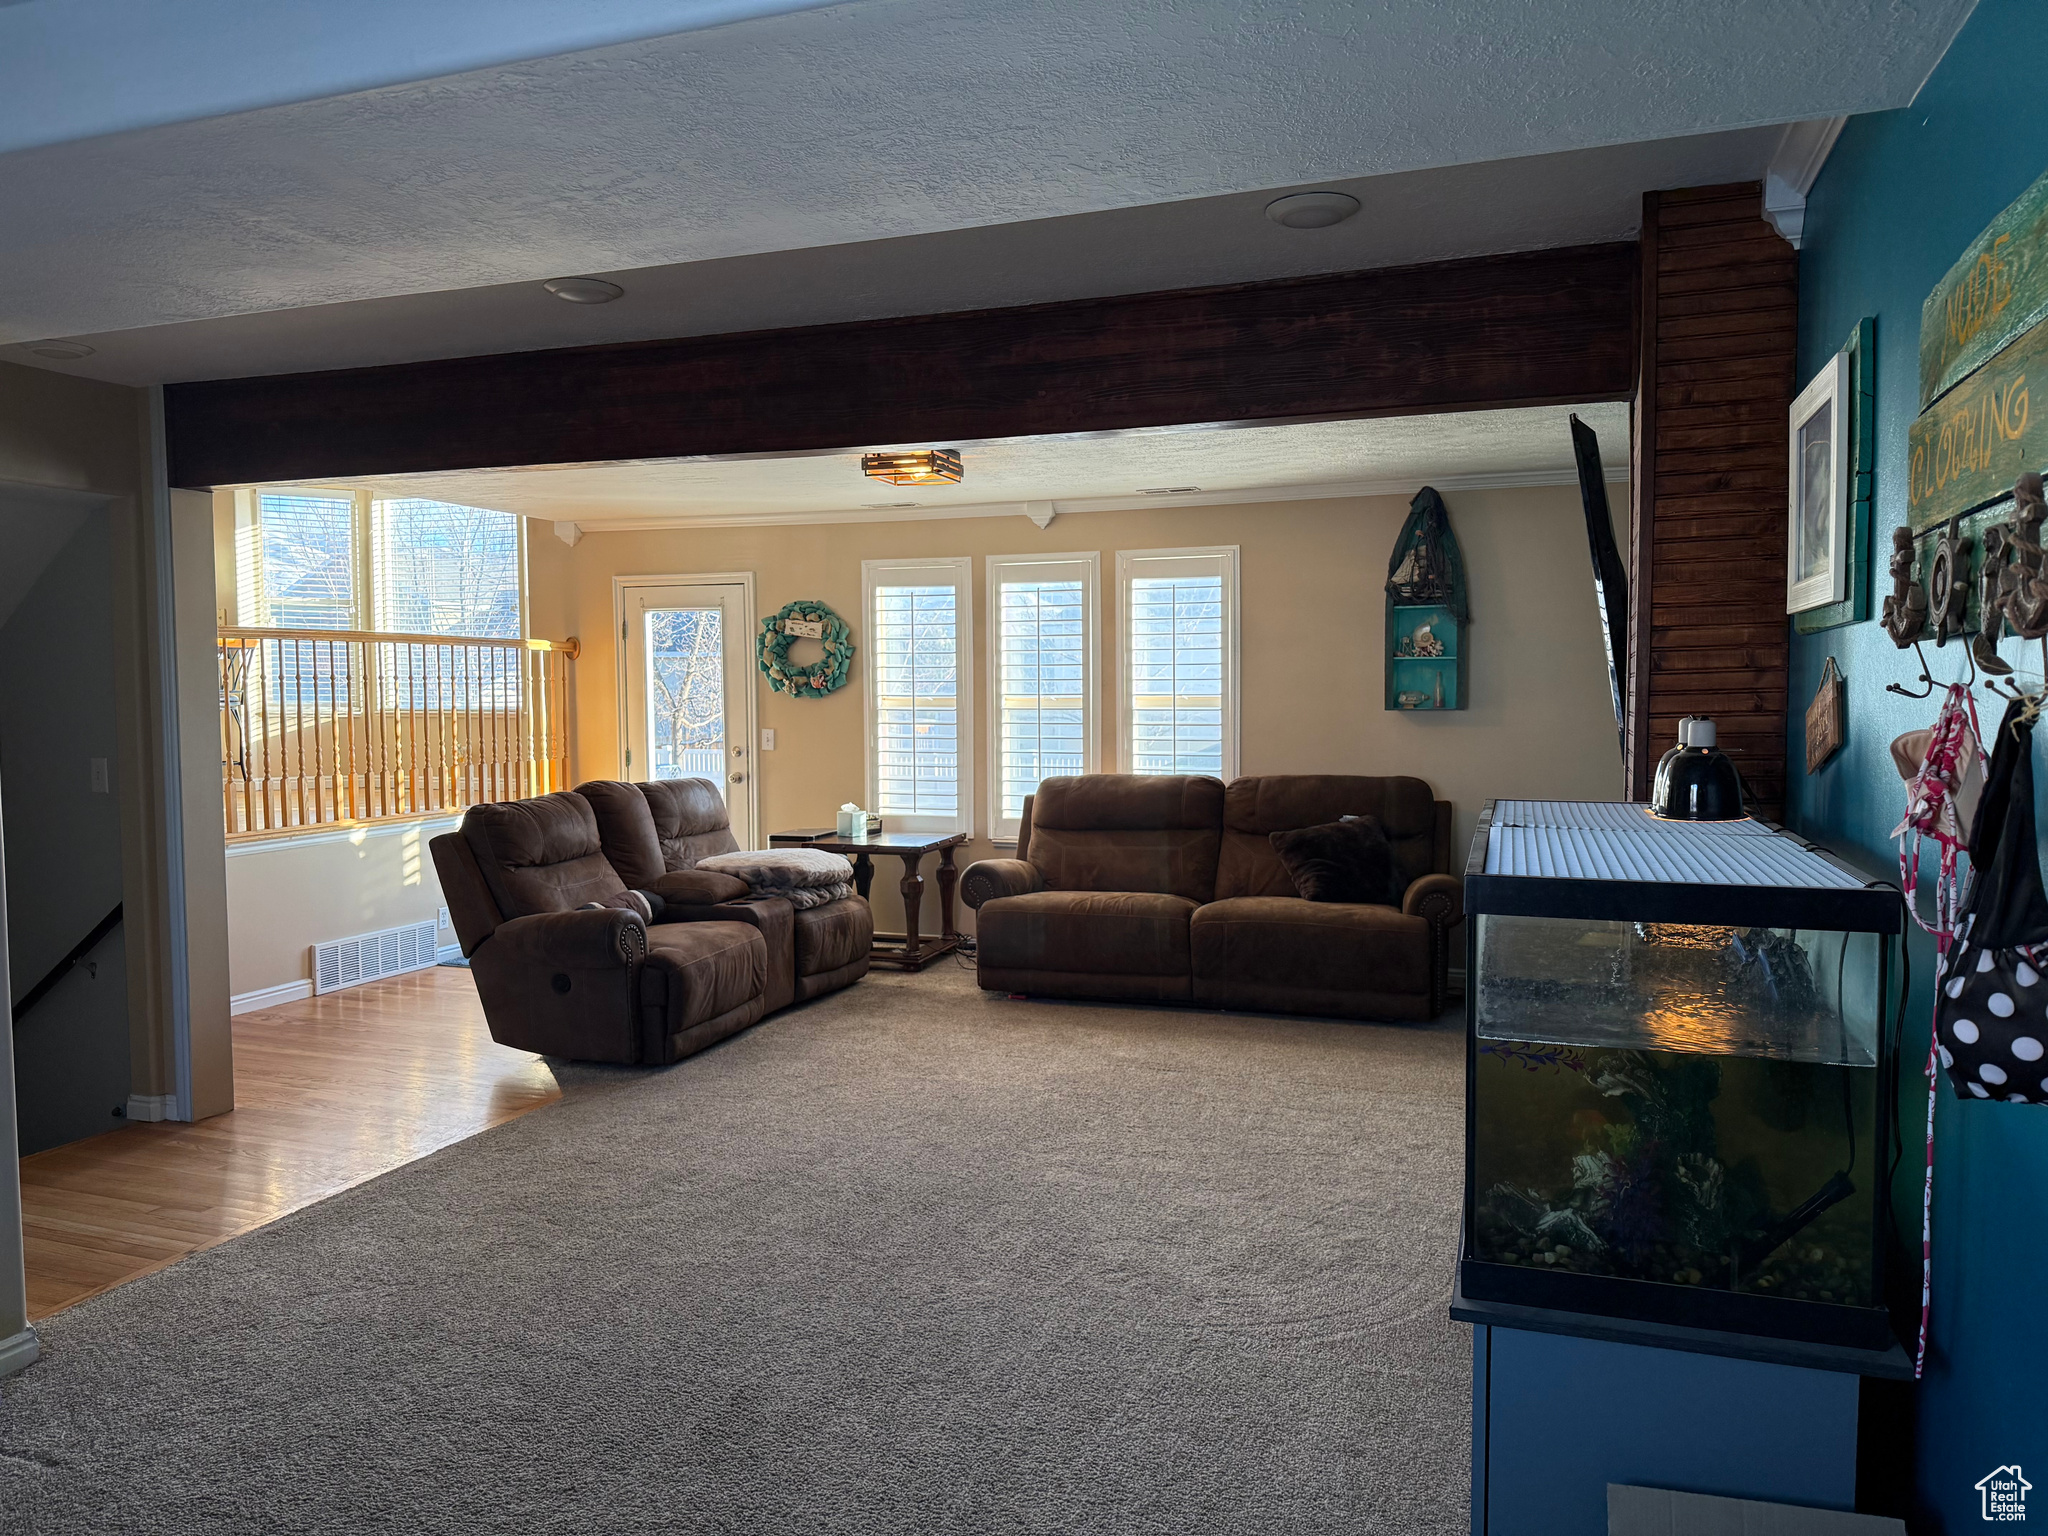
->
<box><xmin>1787</xmin><ymin>351</ymin><xmax>1851</xmax><ymax>613</ymax></box>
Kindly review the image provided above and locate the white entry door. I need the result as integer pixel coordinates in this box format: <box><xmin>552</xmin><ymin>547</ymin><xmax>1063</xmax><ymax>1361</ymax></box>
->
<box><xmin>621</xmin><ymin>580</ymin><xmax>755</xmax><ymax>847</ymax></box>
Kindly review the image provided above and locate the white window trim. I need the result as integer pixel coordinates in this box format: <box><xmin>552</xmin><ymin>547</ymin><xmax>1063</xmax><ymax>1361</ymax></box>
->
<box><xmin>862</xmin><ymin>555</ymin><xmax>974</xmax><ymax>837</ymax></box>
<box><xmin>1115</xmin><ymin>545</ymin><xmax>1241</xmax><ymax>781</ymax></box>
<box><xmin>985</xmin><ymin>551</ymin><xmax>1099</xmax><ymax>844</ymax></box>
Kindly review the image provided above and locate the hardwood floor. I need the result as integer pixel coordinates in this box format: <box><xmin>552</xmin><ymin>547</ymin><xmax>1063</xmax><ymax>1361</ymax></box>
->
<box><xmin>19</xmin><ymin>966</ymin><xmax>558</xmax><ymax>1321</ymax></box>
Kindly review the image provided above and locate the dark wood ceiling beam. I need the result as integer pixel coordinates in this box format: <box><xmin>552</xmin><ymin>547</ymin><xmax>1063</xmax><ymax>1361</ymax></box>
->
<box><xmin>162</xmin><ymin>243</ymin><xmax>1637</xmax><ymax>488</ymax></box>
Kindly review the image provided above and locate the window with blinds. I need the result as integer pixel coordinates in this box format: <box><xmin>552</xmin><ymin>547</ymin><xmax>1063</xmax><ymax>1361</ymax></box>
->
<box><xmin>864</xmin><ymin>557</ymin><xmax>973</xmax><ymax>834</ymax></box>
<box><xmin>253</xmin><ymin>491</ymin><xmax>356</xmax><ymax>629</ymax></box>
<box><xmin>987</xmin><ymin>552</ymin><xmax>1097</xmax><ymax>841</ymax></box>
<box><xmin>1119</xmin><ymin>547</ymin><xmax>1239</xmax><ymax>780</ymax></box>
<box><xmin>372</xmin><ymin>498</ymin><xmax>522</xmax><ymax>638</ymax></box>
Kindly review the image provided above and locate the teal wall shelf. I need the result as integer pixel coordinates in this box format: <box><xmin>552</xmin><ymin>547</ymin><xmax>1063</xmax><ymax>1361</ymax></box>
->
<box><xmin>1385</xmin><ymin>488</ymin><xmax>1470</xmax><ymax>711</ymax></box>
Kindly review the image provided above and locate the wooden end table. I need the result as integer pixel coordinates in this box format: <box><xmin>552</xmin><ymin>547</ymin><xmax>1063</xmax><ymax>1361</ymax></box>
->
<box><xmin>767</xmin><ymin>831</ymin><xmax>968</xmax><ymax>972</ymax></box>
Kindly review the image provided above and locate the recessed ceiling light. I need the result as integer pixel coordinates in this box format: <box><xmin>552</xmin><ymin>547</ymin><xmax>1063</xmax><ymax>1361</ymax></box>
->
<box><xmin>862</xmin><ymin>449</ymin><xmax>963</xmax><ymax>486</ymax></box>
<box><xmin>24</xmin><ymin>339</ymin><xmax>95</xmax><ymax>360</ymax></box>
<box><xmin>543</xmin><ymin>276</ymin><xmax>624</xmax><ymax>304</ymax></box>
<box><xmin>1137</xmin><ymin>486</ymin><xmax>1203</xmax><ymax>496</ymax></box>
<box><xmin>1264</xmin><ymin>191</ymin><xmax>1361</xmax><ymax>230</ymax></box>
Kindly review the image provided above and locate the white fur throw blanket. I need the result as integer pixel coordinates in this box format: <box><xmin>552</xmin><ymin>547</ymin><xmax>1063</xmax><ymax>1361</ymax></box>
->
<box><xmin>695</xmin><ymin>849</ymin><xmax>858</xmax><ymax>910</ymax></box>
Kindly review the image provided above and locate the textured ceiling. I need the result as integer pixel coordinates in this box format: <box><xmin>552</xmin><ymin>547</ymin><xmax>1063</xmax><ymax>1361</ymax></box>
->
<box><xmin>35</xmin><ymin>130</ymin><xmax>1778</xmax><ymax>387</ymax></box>
<box><xmin>0</xmin><ymin>0</ymin><xmax>1974</xmax><ymax>348</ymax></box>
<box><xmin>334</xmin><ymin>402</ymin><xmax>1633</xmax><ymax>529</ymax></box>
<box><xmin>0</xmin><ymin>1</ymin><xmax>841</xmax><ymax>155</ymax></box>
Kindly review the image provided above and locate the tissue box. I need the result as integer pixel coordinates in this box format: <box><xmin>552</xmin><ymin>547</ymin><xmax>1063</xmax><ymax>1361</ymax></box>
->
<box><xmin>836</xmin><ymin>809</ymin><xmax>867</xmax><ymax>839</ymax></box>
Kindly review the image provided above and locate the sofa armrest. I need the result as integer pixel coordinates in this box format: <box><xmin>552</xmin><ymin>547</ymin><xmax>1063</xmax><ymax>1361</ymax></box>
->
<box><xmin>960</xmin><ymin>858</ymin><xmax>1044</xmax><ymax>910</ymax></box>
<box><xmin>656</xmin><ymin>897</ymin><xmax>795</xmax><ymax>1014</ymax></box>
<box><xmin>466</xmin><ymin>907</ymin><xmax>649</xmax><ymax>1063</ymax></box>
<box><xmin>1401</xmin><ymin>873</ymin><xmax>1463</xmax><ymax>1018</ymax></box>
<box><xmin>490</xmin><ymin>906</ymin><xmax>648</xmax><ymax>968</ymax></box>
<box><xmin>1401</xmin><ymin>872</ymin><xmax>1463</xmax><ymax>928</ymax></box>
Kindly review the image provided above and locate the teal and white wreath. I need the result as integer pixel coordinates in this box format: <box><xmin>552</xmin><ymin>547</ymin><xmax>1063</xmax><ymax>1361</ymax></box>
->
<box><xmin>757</xmin><ymin>600</ymin><xmax>853</xmax><ymax>696</ymax></box>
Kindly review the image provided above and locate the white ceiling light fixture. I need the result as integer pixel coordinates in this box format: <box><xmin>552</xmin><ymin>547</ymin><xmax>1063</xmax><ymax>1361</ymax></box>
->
<box><xmin>22</xmin><ymin>339</ymin><xmax>95</xmax><ymax>360</ymax></box>
<box><xmin>542</xmin><ymin>276</ymin><xmax>624</xmax><ymax>304</ymax></box>
<box><xmin>1264</xmin><ymin>191</ymin><xmax>1361</xmax><ymax>230</ymax></box>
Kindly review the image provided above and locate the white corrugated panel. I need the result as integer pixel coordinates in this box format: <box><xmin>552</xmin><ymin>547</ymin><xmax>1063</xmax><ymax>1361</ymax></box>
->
<box><xmin>1492</xmin><ymin>799</ymin><xmax>1775</xmax><ymax>835</ymax></box>
<box><xmin>1485</xmin><ymin>802</ymin><xmax>1864</xmax><ymax>889</ymax></box>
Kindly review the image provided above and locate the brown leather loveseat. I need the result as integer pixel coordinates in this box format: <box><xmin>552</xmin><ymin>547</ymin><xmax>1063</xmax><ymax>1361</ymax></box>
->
<box><xmin>431</xmin><ymin>778</ymin><xmax>871</xmax><ymax>1065</ymax></box>
<box><xmin>960</xmin><ymin>774</ymin><xmax>1461</xmax><ymax>1021</ymax></box>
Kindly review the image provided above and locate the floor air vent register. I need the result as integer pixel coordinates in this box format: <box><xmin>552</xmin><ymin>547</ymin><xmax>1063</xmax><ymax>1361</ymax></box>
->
<box><xmin>312</xmin><ymin>920</ymin><xmax>440</xmax><ymax>995</ymax></box>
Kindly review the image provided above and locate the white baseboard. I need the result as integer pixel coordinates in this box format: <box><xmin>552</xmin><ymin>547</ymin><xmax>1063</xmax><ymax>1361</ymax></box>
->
<box><xmin>230</xmin><ymin>979</ymin><xmax>314</xmax><ymax>1015</ymax></box>
<box><xmin>0</xmin><ymin>1327</ymin><xmax>39</xmax><ymax>1378</ymax></box>
<box><xmin>436</xmin><ymin>943</ymin><xmax>464</xmax><ymax>964</ymax></box>
<box><xmin>125</xmin><ymin>1093</ymin><xmax>180</xmax><ymax>1122</ymax></box>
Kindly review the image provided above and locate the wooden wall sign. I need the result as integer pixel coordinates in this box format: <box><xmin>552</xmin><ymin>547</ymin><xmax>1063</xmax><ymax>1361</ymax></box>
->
<box><xmin>1920</xmin><ymin>166</ymin><xmax>2048</xmax><ymax>409</ymax></box>
<box><xmin>1906</xmin><ymin>316</ymin><xmax>2042</xmax><ymax>531</ymax></box>
<box><xmin>1908</xmin><ymin>169</ymin><xmax>2048</xmax><ymax>532</ymax></box>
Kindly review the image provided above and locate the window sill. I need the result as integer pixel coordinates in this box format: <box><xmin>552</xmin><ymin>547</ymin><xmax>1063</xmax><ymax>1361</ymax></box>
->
<box><xmin>225</xmin><ymin>814</ymin><xmax>462</xmax><ymax>856</ymax></box>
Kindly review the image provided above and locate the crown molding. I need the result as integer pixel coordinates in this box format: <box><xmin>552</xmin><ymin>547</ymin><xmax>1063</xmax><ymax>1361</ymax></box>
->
<box><xmin>560</xmin><ymin>465</ymin><xmax>1628</xmax><ymax>533</ymax></box>
<box><xmin>1763</xmin><ymin>116</ymin><xmax>1848</xmax><ymax>249</ymax></box>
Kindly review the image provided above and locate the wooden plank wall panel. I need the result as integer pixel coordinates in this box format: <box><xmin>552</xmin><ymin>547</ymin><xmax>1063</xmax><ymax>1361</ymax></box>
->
<box><xmin>163</xmin><ymin>243</ymin><xmax>1638</xmax><ymax>489</ymax></box>
<box><xmin>1630</xmin><ymin>184</ymin><xmax>1796</xmax><ymax>816</ymax></box>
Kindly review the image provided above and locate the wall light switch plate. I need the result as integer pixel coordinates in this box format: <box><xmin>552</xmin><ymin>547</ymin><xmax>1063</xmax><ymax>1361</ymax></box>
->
<box><xmin>760</xmin><ymin>729</ymin><xmax>777</xmax><ymax>751</ymax></box>
<box><xmin>90</xmin><ymin>758</ymin><xmax>109</xmax><ymax>793</ymax></box>
<box><xmin>437</xmin><ymin>907</ymin><xmax>451</xmax><ymax>930</ymax></box>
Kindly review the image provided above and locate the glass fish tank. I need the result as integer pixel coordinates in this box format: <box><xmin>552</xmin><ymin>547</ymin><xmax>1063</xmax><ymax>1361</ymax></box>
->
<box><xmin>1460</xmin><ymin>801</ymin><xmax>1903</xmax><ymax>1353</ymax></box>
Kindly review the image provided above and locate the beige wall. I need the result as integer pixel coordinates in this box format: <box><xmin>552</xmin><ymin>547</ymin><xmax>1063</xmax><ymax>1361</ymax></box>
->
<box><xmin>209</xmin><ymin>486</ymin><xmax>463</xmax><ymax>997</ymax></box>
<box><xmin>226</xmin><ymin>821</ymin><xmax>456</xmax><ymax>998</ymax></box>
<box><xmin>529</xmin><ymin>485</ymin><xmax>1626</xmax><ymax>938</ymax></box>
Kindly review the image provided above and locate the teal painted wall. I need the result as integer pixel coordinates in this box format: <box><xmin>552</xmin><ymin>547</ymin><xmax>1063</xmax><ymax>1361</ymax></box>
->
<box><xmin>1787</xmin><ymin>0</ymin><xmax>2048</xmax><ymax>1525</ymax></box>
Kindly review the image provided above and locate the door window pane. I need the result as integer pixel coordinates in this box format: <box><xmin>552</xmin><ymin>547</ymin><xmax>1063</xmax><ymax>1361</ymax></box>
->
<box><xmin>646</xmin><ymin>607</ymin><xmax>727</xmax><ymax>786</ymax></box>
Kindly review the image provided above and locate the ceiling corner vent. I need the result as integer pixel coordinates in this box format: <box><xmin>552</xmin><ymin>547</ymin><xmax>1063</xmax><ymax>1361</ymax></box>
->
<box><xmin>312</xmin><ymin>920</ymin><xmax>440</xmax><ymax>995</ymax></box>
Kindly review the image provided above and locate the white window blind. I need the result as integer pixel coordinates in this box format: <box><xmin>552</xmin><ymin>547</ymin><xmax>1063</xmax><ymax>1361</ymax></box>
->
<box><xmin>254</xmin><ymin>491</ymin><xmax>356</xmax><ymax>629</ymax></box>
<box><xmin>1119</xmin><ymin>547</ymin><xmax>1238</xmax><ymax>780</ymax></box>
<box><xmin>372</xmin><ymin>498</ymin><xmax>522</xmax><ymax>638</ymax></box>
<box><xmin>864</xmin><ymin>557</ymin><xmax>973</xmax><ymax>834</ymax></box>
<box><xmin>987</xmin><ymin>552</ymin><xmax>1097</xmax><ymax>841</ymax></box>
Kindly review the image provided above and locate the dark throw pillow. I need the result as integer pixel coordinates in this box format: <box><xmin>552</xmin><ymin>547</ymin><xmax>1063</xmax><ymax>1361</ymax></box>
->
<box><xmin>1269</xmin><ymin>816</ymin><xmax>1405</xmax><ymax>906</ymax></box>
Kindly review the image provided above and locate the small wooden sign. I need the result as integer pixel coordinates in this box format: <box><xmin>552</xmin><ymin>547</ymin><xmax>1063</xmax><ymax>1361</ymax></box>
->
<box><xmin>781</xmin><ymin>617</ymin><xmax>826</xmax><ymax>639</ymax></box>
<box><xmin>1907</xmin><ymin>314</ymin><xmax>2045</xmax><ymax>531</ymax></box>
<box><xmin>1921</xmin><ymin>166</ymin><xmax>2048</xmax><ymax>409</ymax></box>
<box><xmin>1805</xmin><ymin>657</ymin><xmax>1846</xmax><ymax>775</ymax></box>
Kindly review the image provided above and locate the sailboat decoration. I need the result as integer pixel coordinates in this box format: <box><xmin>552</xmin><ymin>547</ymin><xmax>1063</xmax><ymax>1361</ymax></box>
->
<box><xmin>1385</xmin><ymin>487</ymin><xmax>1469</xmax><ymax>710</ymax></box>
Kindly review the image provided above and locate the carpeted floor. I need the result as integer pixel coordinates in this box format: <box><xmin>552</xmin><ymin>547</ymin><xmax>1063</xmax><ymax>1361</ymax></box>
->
<box><xmin>1</xmin><ymin>964</ymin><xmax>1470</xmax><ymax>1535</ymax></box>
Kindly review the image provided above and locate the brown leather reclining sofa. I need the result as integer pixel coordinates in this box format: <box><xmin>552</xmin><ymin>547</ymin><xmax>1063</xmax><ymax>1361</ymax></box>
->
<box><xmin>960</xmin><ymin>774</ymin><xmax>1462</xmax><ymax>1020</ymax></box>
<box><xmin>431</xmin><ymin>778</ymin><xmax>872</xmax><ymax>1065</ymax></box>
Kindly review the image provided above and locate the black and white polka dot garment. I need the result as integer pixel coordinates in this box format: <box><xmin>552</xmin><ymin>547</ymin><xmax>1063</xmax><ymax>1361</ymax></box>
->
<box><xmin>1937</xmin><ymin>936</ymin><xmax>2048</xmax><ymax>1104</ymax></box>
<box><xmin>1936</xmin><ymin>695</ymin><xmax>2048</xmax><ymax>1108</ymax></box>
